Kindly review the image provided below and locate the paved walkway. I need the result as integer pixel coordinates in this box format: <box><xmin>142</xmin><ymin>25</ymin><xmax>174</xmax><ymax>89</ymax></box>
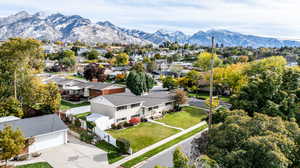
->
<box><xmin>148</xmin><ymin>119</ymin><xmax>184</xmax><ymax>131</ymax></box>
<box><xmin>112</xmin><ymin>121</ymin><xmax>207</xmax><ymax>167</ymax></box>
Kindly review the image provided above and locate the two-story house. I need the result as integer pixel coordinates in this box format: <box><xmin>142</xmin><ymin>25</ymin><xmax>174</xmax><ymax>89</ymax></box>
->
<box><xmin>90</xmin><ymin>90</ymin><xmax>175</xmax><ymax>123</ymax></box>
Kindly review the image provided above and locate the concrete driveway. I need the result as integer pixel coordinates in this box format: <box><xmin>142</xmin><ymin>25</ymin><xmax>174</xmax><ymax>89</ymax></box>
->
<box><xmin>39</xmin><ymin>135</ymin><xmax>113</xmax><ymax>168</ymax></box>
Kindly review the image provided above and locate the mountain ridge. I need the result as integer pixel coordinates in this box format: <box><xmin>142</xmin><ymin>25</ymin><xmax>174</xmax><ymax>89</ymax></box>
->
<box><xmin>0</xmin><ymin>11</ymin><xmax>300</xmax><ymax>48</ymax></box>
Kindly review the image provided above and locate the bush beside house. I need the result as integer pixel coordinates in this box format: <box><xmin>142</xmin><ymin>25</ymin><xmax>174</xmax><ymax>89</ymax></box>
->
<box><xmin>116</xmin><ymin>138</ymin><xmax>131</xmax><ymax>154</ymax></box>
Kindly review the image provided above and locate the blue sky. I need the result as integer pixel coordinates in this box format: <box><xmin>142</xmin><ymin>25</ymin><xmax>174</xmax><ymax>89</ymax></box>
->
<box><xmin>1</xmin><ymin>0</ymin><xmax>300</xmax><ymax>40</ymax></box>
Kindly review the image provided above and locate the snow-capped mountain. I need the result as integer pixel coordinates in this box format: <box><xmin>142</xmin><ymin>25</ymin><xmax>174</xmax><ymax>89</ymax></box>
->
<box><xmin>151</xmin><ymin>29</ymin><xmax>190</xmax><ymax>44</ymax></box>
<box><xmin>1</xmin><ymin>11</ymin><xmax>300</xmax><ymax>48</ymax></box>
<box><xmin>0</xmin><ymin>11</ymin><xmax>151</xmax><ymax>45</ymax></box>
<box><xmin>98</xmin><ymin>22</ymin><xmax>189</xmax><ymax>44</ymax></box>
<box><xmin>188</xmin><ymin>29</ymin><xmax>300</xmax><ymax>48</ymax></box>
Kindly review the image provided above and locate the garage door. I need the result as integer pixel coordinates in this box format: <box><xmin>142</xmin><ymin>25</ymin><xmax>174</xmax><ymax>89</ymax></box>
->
<box><xmin>29</xmin><ymin>131</ymin><xmax>66</xmax><ymax>153</ymax></box>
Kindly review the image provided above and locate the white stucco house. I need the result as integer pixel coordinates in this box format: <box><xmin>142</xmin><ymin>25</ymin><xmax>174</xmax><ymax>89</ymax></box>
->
<box><xmin>0</xmin><ymin>114</ymin><xmax>68</xmax><ymax>154</ymax></box>
<box><xmin>90</xmin><ymin>89</ymin><xmax>175</xmax><ymax>124</ymax></box>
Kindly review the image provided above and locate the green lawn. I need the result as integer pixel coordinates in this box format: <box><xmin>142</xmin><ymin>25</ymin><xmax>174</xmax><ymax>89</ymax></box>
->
<box><xmin>96</xmin><ymin>140</ymin><xmax>125</xmax><ymax>164</ymax></box>
<box><xmin>188</xmin><ymin>92</ymin><xmax>230</xmax><ymax>102</ymax></box>
<box><xmin>107</xmin><ymin>122</ymin><xmax>180</xmax><ymax>153</ymax></box>
<box><xmin>74</xmin><ymin>112</ymin><xmax>92</xmax><ymax>120</ymax></box>
<box><xmin>60</xmin><ymin>100</ymin><xmax>90</xmax><ymax>111</ymax></box>
<box><xmin>157</xmin><ymin>106</ymin><xmax>207</xmax><ymax>129</ymax></box>
<box><xmin>17</xmin><ymin>162</ymin><xmax>52</xmax><ymax>168</ymax></box>
<box><xmin>121</xmin><ymin>124</ymin><xmax>208</xmax><ymax>168</ymax></box>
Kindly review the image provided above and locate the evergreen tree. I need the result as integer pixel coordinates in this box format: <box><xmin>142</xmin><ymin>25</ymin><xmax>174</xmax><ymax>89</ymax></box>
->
<box><xmin>126</xmin><ymin>70</ymin><xmax>155</xmax><ymax>96</ymax></box>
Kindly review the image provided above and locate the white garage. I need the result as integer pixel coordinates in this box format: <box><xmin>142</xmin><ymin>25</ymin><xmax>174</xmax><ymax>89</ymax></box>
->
<box><xmin>29</xmin><ymin>130</ymin><xmax>68</xmax><ymax>153</ymax></box>
<box><xmin>0</xmin><ymin>114</ymin><xmax>68</xmax><ymax>154</ymax></box>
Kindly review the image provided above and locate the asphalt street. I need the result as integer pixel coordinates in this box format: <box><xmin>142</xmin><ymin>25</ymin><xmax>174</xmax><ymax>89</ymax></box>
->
<box><xmin>140</xmin><ymin>131</ymin><xmax>204</xmax><ymax>168</ymax></box>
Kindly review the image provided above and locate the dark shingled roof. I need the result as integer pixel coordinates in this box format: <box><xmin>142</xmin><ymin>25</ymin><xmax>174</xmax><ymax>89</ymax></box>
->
<box><xmin>0</xmin><ymin>114</ymin><xmax>68</xmax><ymax>138</ymax></box>
<box><xmin>100</xmin><ymin>89</ymin><xmax>174</xmax><ymax>107</ymax></box>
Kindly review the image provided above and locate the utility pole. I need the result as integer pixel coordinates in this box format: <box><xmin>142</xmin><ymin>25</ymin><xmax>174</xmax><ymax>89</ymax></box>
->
<box><xmin>14</xmin><ymin>70</ymin><xmax>17</xmax><ymax>99</ymax></box>
<box><xmin>208</xmin><ymin>36</ymin><xmax>215</xmax><ymax>130</ymax></box>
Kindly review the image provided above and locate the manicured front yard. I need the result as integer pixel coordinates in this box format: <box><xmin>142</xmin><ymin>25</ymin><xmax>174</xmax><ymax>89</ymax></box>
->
<box><xmin>157</xmin><ymin>106</ymin><xmax>207</xmax><ymax>129</ymax></box>
<box><xmin>96</xmin><ymin>140</ymin><xmax>125</xmax><ymax>164</ymax></box>
<box><xmin>121</xmin><ymin>124</ymin><xmax>208</xmax><ymax>168</ymax></box>
<box><xmin>107</xmin><ymin>122</ymin><xmax>180</xmax><ymax>153</ymax></box>
<box><xmin>60</xmin><ymin>100</ymin><xmax>90</xmax><ymax>111</ymax></box>
<box><xmin>17</xmin><ymin>162</ymin><xmax>52</xmax><ymax>168</ymax></box>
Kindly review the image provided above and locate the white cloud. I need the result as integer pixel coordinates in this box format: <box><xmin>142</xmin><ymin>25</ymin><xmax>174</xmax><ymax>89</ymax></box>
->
<box><xmin>0</xmin><ymin>0</ymin><xmax>300</xmax><ymax>39</ymax></box>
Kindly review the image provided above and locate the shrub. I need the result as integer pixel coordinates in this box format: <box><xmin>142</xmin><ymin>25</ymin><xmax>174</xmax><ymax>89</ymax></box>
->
<box><xmin>117</xmin><ymin>121</ymin><xmax>126</xmax><ymax>129</ymax></box>
<box><xmin>86</xmin><ymin>121</ymin><xmax>96</xmax><ymax>132</ymax></box>
<box><xmin>80</xmin><ymin>131</ymin><xmax>94</xmax><ymax>144</ymax></box>
<box><xmin>116</xmin><ymin>73</ymin><xmax>126</xmax><ymax>82</ymax></box>
<box><xmin>141</xmin><ymin>118</ymin><xmax>148</xmax><ymax>122</ymax></box>
<box><xmin>116</xmin><ymin>138</ymin><xmax>131</xmax><ymax>154</ymax></box>
<box><xmin>15</xmin><ymin>154</ymin><xmax>29</xmax><ymax>161</ymax></box>
<box><xmin>129</xmin><ymin>117</ymin><xmax>141</xmax><ymax>125</ymax></box>
<box><xmin>124</xmin><ymin>121</ymin><xmax>133</xmax><ymax>127</ymax></box>
<box><xmin>31</xmin><ymin>152</ymin><xmax>41</xmax><ymax>158</ymax></box>
<box><xmin>111</xmin><ymin>123</ymin><xmax>118</xmax><ymax>129</ymax></box>
<box><xmin>74</xmin><ymin>118</ymin><xmax>81</xmax><ymax>127</ymax></box>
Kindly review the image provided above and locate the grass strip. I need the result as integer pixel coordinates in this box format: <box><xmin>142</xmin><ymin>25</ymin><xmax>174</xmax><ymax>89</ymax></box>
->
<box><xmin>96</xmin><ymin>140</ymin><xmax>125</xmax><ymax>164</ymax></box>
<box><xmin>17</xmin><ymin>162</ymin><xmax>52</xmax><ymax>168</ymax></box>
<box><xmin>121</xmin><ymin>124</ymin><xmax>208</xmax><ymax>168</ymax></box>
<box><xmin>60</xmin><ymin>100</ymin><xmax>90</xmax><ymax>111</ymax></box>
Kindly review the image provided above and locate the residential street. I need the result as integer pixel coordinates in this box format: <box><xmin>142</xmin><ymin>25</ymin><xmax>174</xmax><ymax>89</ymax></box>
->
<box><xmin>139</xmin><ymin>128</ymin><xmax>208</xmax><ymax>168</ymax></box>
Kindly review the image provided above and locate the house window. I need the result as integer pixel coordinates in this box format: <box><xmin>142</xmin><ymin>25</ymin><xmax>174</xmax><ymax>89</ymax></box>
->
<box><xmin>148</xmin><ymin>106</ymin><xmax>159</xmax><ymax>111</ymax></box>
<box><xmin>117</xmin><ymin>105</ymin><xmax>127</xmax><ymax>111</ymax></box>
<box><xmin>165</xmin><ymin>102</ymin><xmax>172</xmax><ymax>106</ymax></box>
<box><xmin>117</xmin><ymin>117</ymin><xmax>127</xmax><ymax>122</ymax></box>
<box><xmin>131</xmin><ymin>114</ymin><xmax>140</xmax><ymax>118</ymax></box>
<box><xmin>131</xmin><ymin>103</ymin><xmax>140</xmax><ymax>108</ymax></box>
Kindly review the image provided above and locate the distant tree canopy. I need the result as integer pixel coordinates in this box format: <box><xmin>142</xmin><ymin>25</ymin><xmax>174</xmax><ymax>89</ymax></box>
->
<box><xmin>162</xmin><ymin>76</ymin><xmax>178</xmax><ymax>90</ymax></box>
<box><xmin>126</xmin><ymin>70</ymin><xmax>155</xmax><ymax>95</ymax></box>
<box><xmin>83</xmin><ymin>63</ymin><xmax>106</xmax><ymax>82</ymax></box>
<box><xmin>194</xmin><ymin>52</ymin><xmax>222</xmax><ymax>71</ymax></box>
<box><xmin>192</xmin><ymin>110</ymin><xmax>300</xmax><ymax>168</ymax></box>
<box><xmin>115</xmin><ymin>53</ymin><xmax>129</xmax><ymax>66</ymax></box>
<box><xmin>104</xmin><ymin>51</ymin><xmax>114</xmax><ymax>59</ymax></box>
<box><xmin>84</xmin><ymin>49</ymin><xmax>100</xmax><ymax>60</ymax></box>
<box><xmin>146</xmin><ymin>61</ymin><xmax>157</xmax><ymax>73</ymax></box>
<box><xmin>49</xmin><ymin>50</ymin><xmax>76</xmax><ymax>71</ymax></box>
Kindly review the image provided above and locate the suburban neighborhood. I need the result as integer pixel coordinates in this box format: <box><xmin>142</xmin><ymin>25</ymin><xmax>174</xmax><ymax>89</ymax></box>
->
<box><xmin>1</xmin><ymin>1</ymin><xmax>300</xmax><ymax>168</ymax></box>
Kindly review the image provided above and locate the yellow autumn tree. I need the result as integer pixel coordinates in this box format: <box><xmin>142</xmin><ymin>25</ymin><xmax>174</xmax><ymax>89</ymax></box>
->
<box><xmin>206</xmin><ymin>63</ymin><xmax>248</xmax><ymax>94</ymax></box>
<box><xmin>194</xmin><ymin>52</ymin><xmax>222</xmax><ymax>71</ymax></box>
<box><xmin>0</xmin><ymin>125</ymin><xmax>26</xmax><ymax>167</ymax></box>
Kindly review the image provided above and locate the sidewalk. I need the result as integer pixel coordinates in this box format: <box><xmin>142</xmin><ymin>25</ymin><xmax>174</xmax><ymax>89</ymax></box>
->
<box><xmin>112</xmin><ymin>121</ymin><xmax>207</xmax><ymax>167</ymax></box>
<box><xmin>148</xmin><ymin>119</ymin><xmax>184</xmax><ymax>131</ymax></box>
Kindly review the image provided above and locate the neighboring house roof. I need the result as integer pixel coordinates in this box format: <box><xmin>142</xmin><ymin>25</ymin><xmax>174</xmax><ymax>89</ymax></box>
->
<box><xmin>65</xmin><ymin>106</ymin><xmax>91</xmax><ymax>116</ymax></box>
<box><xmin>91</xmin><ymin>89</ymin><xmax>174</xmax><ymax>107</ymax></box>
<box><xmin>0</xmin><ymin>114</ymin><xmax>68</xmax><ymax>138</ymax></box>
<box><xmin>44</xmin><ymin>76</ymin><xmax>124</xmax><ymax>91</ymax></box>
<box><xmin>87</xmin><ymin>82</ymin><xmax>114</xmax><ymax>90</ymax></box>
<box><xmin>0</xmin><ymin>116</ymin><xmax>20</xmax><ymax>123</ymax></box>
